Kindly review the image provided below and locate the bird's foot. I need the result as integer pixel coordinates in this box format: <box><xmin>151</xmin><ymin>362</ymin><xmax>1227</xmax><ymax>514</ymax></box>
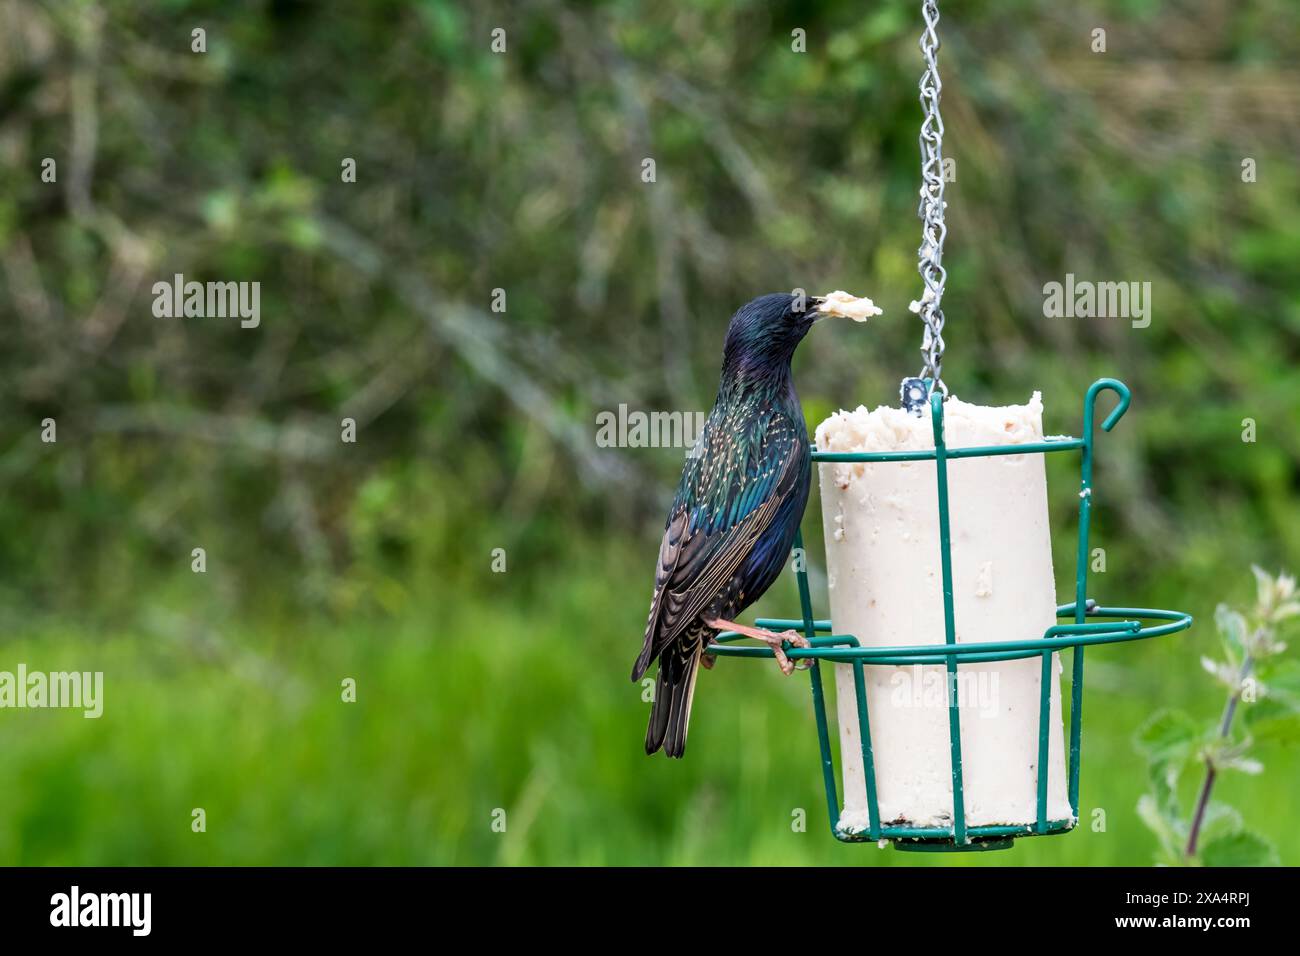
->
<box><xmin>776</xmin><ymin>630</ymin><xmax>815</xmax><ymax>673</ymax></box>
<box><xmin>705</xmin><ymin>619</ymin><xmax>811</xmax><ymax>676</ymax></box>
<box><xmin>700</xmin><ymin>652</ymin><xmax>716</xmax><ymax>670</ymax></box>
<box><xmin>785</xmin><ymin>631</ymin><xmax>816</xmax><ymax>672</ymax></box>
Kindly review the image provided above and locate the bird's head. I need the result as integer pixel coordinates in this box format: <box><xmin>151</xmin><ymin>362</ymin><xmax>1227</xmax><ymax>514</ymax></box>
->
<box><xmin>721</xmin><ymin>291</ymin><xmax>873</xmax><ymax>380</ymax></box>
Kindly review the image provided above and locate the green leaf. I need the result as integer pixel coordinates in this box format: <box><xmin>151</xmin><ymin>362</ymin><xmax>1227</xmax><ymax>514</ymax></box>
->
<box><xmin>1134</xmin><ymin>709</ymin><xmax>1199</xmax><ymax>770</ymax></box>
<box><xmin>1215</xmin><ymin>603</ymin><xmax>1248</xmax><ymax>651</ymax></box>
<box><xmin>1136</xmin><ymin>794</ymin><xmax>1184</xmax><ymax>862</ymax></box>
<box><xmin>1251</xmin><ymin>566</ymin><xmax>1274</xmax><ymax>613</ymax></box>
<box><xmin>201</xmin><ymin>190</ymin><xmax>240</xmax><ymax>233</ymax></box>
<box><xmin>1199</xmin><ymin>802</ymin><xmax>1244</xmax><ymax>846</ymax></box>
<box><xmin>1218</xmin><ymin>753</ymin><xmax>1264</xmax><ymax>775</ymax></box>
<box><xmin>1201</xmin><ymin>656</ymin><xmax>1239</xmax><ymax>690</ymax></box>
<box><xmin>286</xmin><ymin>216</ymin><xmax>323</xmax><ymax>251</ymax></box>
<box><xmin>1244</xmin><ymin>660</ymin><xmax>1300</xmax><ymax>731</ymax></box>
<box><xmin>1199</xmin><ymin>830</ymin><xmax>1279</xmax><ymax>867</ymax></box>
<box><xmin>1245</xmin><ymin>713</ymin><xmax>1300</xmax><ymax>745</ymax></box>
<box><xmin>1147</xmin><ymin>760</ymin><xmax>1180</xmax><ymax>817</ymax></box>
<box><xmin>1203</xmin><ymin>737</ymin><xmax>1262</xmax><ymax>775</ymax></box>
<box><xmin>1256</xmin><ymin>659</ymin><xmax>1300</xmax><ymax>708</ymax></box>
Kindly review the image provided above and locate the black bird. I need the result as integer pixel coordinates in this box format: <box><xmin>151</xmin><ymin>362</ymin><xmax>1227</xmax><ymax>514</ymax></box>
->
<box><xmin>633</xmin><ymin>291</ymin><xmax>864</xmax><ymax>757</ymax></box>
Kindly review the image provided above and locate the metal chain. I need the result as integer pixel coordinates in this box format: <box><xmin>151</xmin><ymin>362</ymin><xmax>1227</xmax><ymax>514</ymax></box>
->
<box><xmin>916</xmin><ymin>0</ymin><xmax>948</xmax><ymax>394</ymax></box>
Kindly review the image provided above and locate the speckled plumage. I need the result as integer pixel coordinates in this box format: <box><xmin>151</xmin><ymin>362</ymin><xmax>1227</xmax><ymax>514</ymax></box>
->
<box><xmin>634</xmin><ymin>293</ymin><xmax>817</xmax><ymax>757</ymax></box>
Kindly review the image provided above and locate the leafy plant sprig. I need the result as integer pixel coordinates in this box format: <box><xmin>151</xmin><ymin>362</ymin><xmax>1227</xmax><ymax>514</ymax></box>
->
<box><xmin>1134</xmin><ymin>567</ymin><xmax>1299</xmax><ymax>866</ymax></box>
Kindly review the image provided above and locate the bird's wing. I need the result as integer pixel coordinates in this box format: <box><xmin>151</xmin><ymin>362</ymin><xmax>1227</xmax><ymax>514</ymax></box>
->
<box><xmin>632</xmin><ymin>412</ymin><xmax>805</xmax><ymax>680</ymax></box>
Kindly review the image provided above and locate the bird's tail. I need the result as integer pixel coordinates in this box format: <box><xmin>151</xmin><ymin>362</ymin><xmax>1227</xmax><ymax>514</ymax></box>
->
<box><xmin>645</xmin><ymin>636</ymin><xmax>703</xmax><ymax>758</ymax></box>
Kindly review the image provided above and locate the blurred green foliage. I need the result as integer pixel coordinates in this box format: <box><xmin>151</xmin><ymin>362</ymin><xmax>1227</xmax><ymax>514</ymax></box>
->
<box><xmin>0</xmin><ymin>0</ymin><xmax>1296</xmax><ymax>864</ymax></box>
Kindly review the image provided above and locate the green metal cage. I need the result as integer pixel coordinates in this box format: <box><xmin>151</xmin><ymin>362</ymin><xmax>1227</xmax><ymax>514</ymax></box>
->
<box><xmin>707</xmin><ymin>378</ymin><xmax>1193</xmax><ymax>851</ymax></box>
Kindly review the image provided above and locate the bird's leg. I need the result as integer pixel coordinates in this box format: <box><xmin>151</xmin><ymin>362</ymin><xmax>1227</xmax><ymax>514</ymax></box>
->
<box><xmin>705</xmin><ymin>618</ymin><xmax>811</xmax><ymax>676</ymax></box>
<box><xmin>700</xmin><ymin>652</ymin><xmax>716</xmax><ymax>670</ymax></box>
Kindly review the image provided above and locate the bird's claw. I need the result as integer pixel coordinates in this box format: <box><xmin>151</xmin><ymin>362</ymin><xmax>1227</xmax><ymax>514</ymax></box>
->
<box><xmin>776</xmin><ymin>629</ymin><xmax>812</xmax><ymax>676</ymax></box>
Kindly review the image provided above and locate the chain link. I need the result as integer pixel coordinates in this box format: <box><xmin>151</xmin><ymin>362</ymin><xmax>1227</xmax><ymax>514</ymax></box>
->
<box><xmin>916</xmin><ymin>0</ymin><xmax>948</xmax><ymax>394</ymax></box>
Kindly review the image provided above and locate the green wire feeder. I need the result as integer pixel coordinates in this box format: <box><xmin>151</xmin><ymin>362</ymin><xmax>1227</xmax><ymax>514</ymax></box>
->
<box><xmin>707</xmin><ymin>378</ymin><xmax>1193</xmax><ymax>851</ymax></box>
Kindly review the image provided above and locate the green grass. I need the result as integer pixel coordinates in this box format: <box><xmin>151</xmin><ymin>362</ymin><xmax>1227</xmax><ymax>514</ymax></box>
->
<box><xmin>1</xmin><ymin>531</ymin><xmax>1293</xmax><ymax>866</ymax></box>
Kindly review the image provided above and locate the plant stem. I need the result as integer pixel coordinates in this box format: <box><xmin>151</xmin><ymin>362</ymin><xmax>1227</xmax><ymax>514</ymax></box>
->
<box><xmin>1185</xmin><ymin>654</ymin><xmax>1254</xmax><ymax>858</ymax></box>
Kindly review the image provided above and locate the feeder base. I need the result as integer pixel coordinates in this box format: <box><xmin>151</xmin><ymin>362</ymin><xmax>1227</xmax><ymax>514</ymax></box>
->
<box><xmin>893</xmin><ymin>836</ymin><xmax>1015</xmax><ymax>853</ymax></box>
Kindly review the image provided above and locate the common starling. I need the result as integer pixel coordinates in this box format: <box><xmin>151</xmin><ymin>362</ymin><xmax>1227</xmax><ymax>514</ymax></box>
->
<box><xmin>632</xmin><ymin>291</ymin><xmax>878</xmax><ymax>757</ymax></box>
